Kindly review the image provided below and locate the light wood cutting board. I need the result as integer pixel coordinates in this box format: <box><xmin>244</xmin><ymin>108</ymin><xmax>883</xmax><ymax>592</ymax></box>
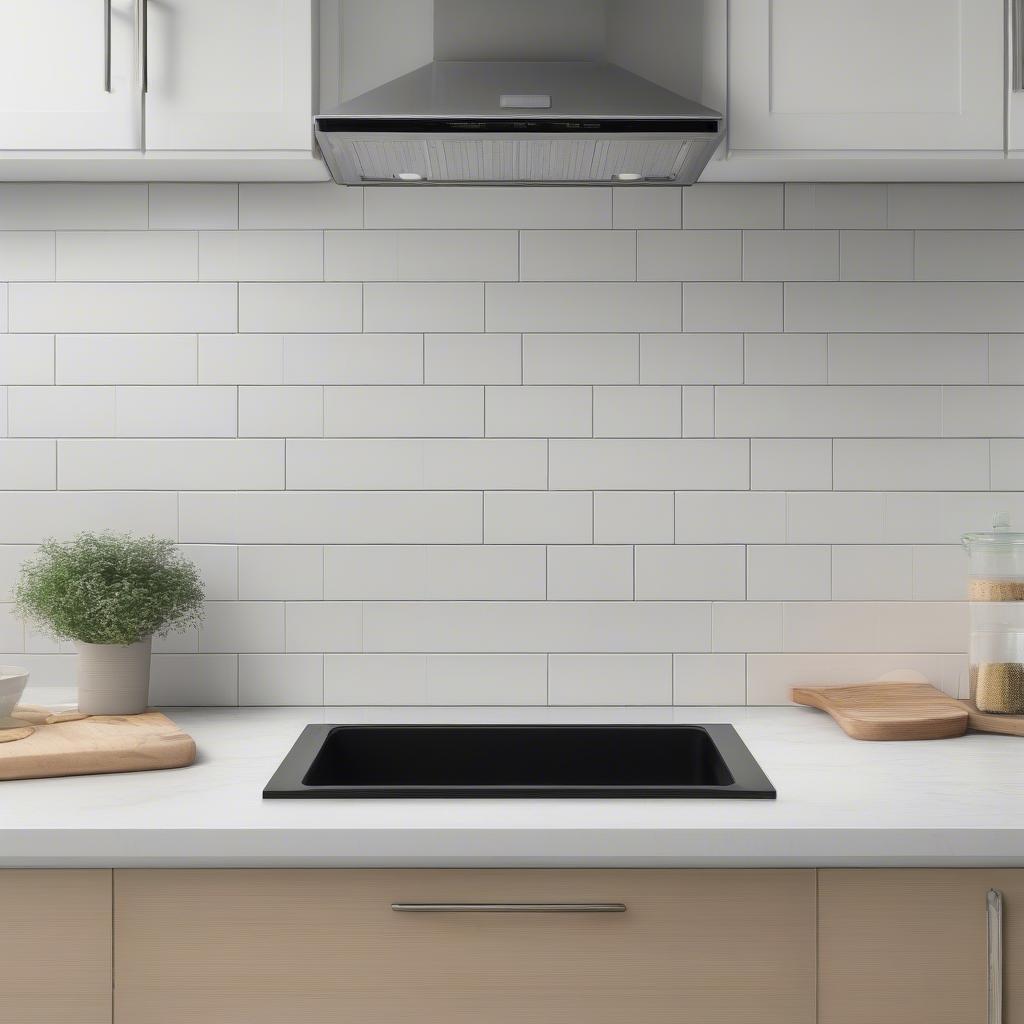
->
<box><xmin>790</xmin><ymin>683</ymin><xmax>969</xmax><ymax>741</ymax></box>
<box><xmin>0</xmin><ymin>708</ymin><xmax>195</xmax><ymax>781</ymax></box>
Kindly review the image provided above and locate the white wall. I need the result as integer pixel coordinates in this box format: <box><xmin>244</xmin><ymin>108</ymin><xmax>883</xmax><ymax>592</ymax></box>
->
<box><xmin>2</xmin><ymin>180</ymin><xmax>1015</xmax><ymax>706</ymax></box>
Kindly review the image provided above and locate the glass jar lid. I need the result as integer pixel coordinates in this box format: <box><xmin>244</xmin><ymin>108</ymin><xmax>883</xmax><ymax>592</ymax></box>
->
<box><xmin>963</xmin><ymin>512</ymin><xmax>1024</xmax><ymax>549</ymax></box>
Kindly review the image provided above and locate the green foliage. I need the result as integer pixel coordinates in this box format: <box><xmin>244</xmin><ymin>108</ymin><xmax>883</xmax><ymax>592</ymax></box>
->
<box><xmin>14</xmin><ymin>532</ymin><xmax>205</xmax><ymax>645</ymax></box>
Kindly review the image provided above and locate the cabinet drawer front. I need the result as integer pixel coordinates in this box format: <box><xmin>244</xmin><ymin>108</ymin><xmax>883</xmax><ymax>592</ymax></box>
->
<box><xmin>819</xmin><ymin>869</ymin><xmax>1024</xmax><ymax>1024</ymax></box>
<box><xmin>0</xmin><ymin>870</ymin><xmax>111</xmax><ymax>1024</ymax></box>
<box><xmin>115</xmin><ymin>869</ymin><xmax>814</xmax><ymax>1024</ymax></box>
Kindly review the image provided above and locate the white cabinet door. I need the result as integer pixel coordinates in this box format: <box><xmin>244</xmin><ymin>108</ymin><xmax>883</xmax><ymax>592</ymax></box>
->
<box><xmin>0</xmin><ymin>0</ymin><xmax>140</xmax><ymax>150</ymax></box>
<box><xmin>144</xmin><ymin>0</ymin><xmax>313</xmax><ymax>151</ymax></box>
<box><xmin>728</xmin><ymin>0</ymin><xmax>1004</xmax><ymax>152</ymax></box>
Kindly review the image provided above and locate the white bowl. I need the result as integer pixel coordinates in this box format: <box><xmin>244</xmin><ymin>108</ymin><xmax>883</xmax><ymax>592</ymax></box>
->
<box><xmin>0</xmin><ymin>666</ymin><xmax>29</xmax><ymax>728</ymax></box>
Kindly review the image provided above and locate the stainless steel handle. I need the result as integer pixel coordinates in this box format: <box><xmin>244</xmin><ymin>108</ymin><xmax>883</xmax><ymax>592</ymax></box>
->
<box><xmin>139</xmin><ymin>0</ymin><xmax>148</xmax><ymax>93</ymax></box>
<box><xmin>988</xmin><ymin>889</ymin><xmax>1004</xmax><ymax>1024</ymax></box>
<box><xmin>391</xmin><ymin>902</ymin><xmax>627</xmax><ymax>914</ymax></box>
<box><xmin>1014</xmin><ymin>0</ymin><xmax>1024</xmax><ymax>91</ymax></box>
<box><xmin>103</xmin><ymin>0</ymin><xmax>112</xmax><ymax>92</ymax></box>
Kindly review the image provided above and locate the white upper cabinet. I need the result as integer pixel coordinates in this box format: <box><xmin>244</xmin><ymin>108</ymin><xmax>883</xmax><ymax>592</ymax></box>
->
<box><xmin>144</xmin><ymin>0</ymin><xmax>314</xmax><ymax>151</ymax></box>
<box><xmin>728</xmin><ymin>0</ymin><xmax>1005</xmax><ymax>153</ymax></box>
<box><xmin>0</xmin><ymin>0</ymin><xmax>140</xmax><ymax>150</ymax></box>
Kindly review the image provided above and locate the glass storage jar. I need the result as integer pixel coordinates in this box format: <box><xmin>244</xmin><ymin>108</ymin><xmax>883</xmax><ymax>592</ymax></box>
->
<box><xmin>963</xmin><ymin>514</ymin><xmax>1024</xmax><ymax>714</ymax></box>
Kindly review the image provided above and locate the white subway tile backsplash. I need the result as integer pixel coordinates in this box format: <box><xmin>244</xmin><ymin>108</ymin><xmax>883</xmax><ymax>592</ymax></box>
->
<box><xmin>239</xmin><ymin>183</ymin><xmax>362</xmax><ymax>229</ymax></box>
<box><xmin>238</xmin><ymin>654</ymin><xmax>323</xmax><ymax>705</ymax></box>
<box><xmin>743</xmin><ymin>334</ymin><xmax>827</xmax><ymax>384</ymax></box>
<box><xmin>56</xmin><ymin>231</ymin><xmax>197</xmax><ymax>281</ymax></box>
<box><xmin>523</xmin><ymin>333</ymin><xmax>638</xmax><ymax>384</ymax></box>
<box><xmin>0</xmin><ymin>335</ymin><xmax>54</xmax><ymax>384</ymax></box>
<box><xmin>115</xmin><ymin>386</ymin><xmax>237</xmax><ymax>438</ymax></box>
<box><xmin>283</xmin><ymin>333</ymin><xmax>422</xmax><ymax>384</ymax></box>
<box><xmin>199</xmin><ymin>334</ymin><xmax>284</xmax><ymax>385</ymax></box>
<box><xmin>238</xmin><ymin>386</ymin><xmax>323</xmax><ymax>437</ymax></box>
<box><xmin>488</xmin><ymin>283</ymin><xmax>680</xmax><ymax>333</ymax></box>
<box><xmin>8</xmin><ymin>386</ymin><xmax>114</xmax><ymax>437</ymax></box>
<box><xmin>635</xmin><ymin>545</ymin><xmax>745</xmax><ymax>600</ymax></box>
<box><xmin>328</xmin><ymin>229</ymin><xmax>518</xmax><ymax>282</ymax></box>
<box><xmin>831</xmin><ymin>545</ymin><xmax>913</xmax><ymax>600</ymax></box>
<box><xmin>522</xmin><ymin>230</ymin><xmax>636</xmax><ymax>281</ymax></box>
<box><xmin>550</xmin><ymin>439</ymin><xmax>748</xmax><ymax>490</ymax></box>
<box><xmin>593</xmin><ymin>491</ymin><xmax>674</xmax><ymax>544</ymax></box>
<box><xmin>149</xmin><ymin>184</ymin><xmax>238</xmax><ymax>229</ymax></box>
<box><xmin>365</xmin><ymin>282</ymin><xmax>483</xmax><ymax>332</ymax></box>
<box><xmin>363</xmin><ymin>601</ymin><xmax>710</xmax><ymax>653</ymax></box>
<box><xmin>548</xmin><ymin>654</ymin><xmax>672</xmax><ymax>705</ymax></box>
<box><xmin>0</xmin><ymin>232</ymin><xmax>55</xmax><ymax>280</ymax></box>
<box><xmin>716</xmin><ymin>385</ymin><xmax>940</xmax><ymax>437</ymax></box>
<box><xmin>0</xmin><ymin>184</ymin><xmax>147</xmax><ymax>229</ymax></box>
<box><xmin>57</xmin><ymin>334</ymin><xmax>197</xmax><ymax>385</ymax></box>
<box><xmin>834</xmin><ymin>439</ymin><xmax>989</xmax><ymax>491</ymax></box>
<box><xmin>239</xmin><ymin>283</ymin><xmax>360</xmax><ymax>333</ymax></box>
<box><xmin>673</xmin><ymin>653</ymin><xmax>746</xmax><ymax>705</ymax></box>
<box><xmin>179</xmin><ymin>491</ymin><xmax>482</xmax><ymax>544</ymax></box>
<box><xmin>285</xmin><ymin>602</ymin><xmax>362</xmax><ymax>653</ymax></box>
<box><xmin>613</xmin><ymin>188</ymin><xmax>680</xmax><ymax>229</ymax></box>
<box><xmin>828</xmin><ymin>334</ymin><xmax>987</xmax><ymax>384</ymax></box>
<box><xmin>915</xmin><ymin>230</ymin><xmax>1024</xmax><ymax>281</ymax></box>
<box><xmin>58</xmin><ymin>439</ymin><xmax>283</xmax><ymax>490</ymax></box>
<box><xmin>425</xmin><ymin>334</ymin><xmax>521</xmax><ymax>384</ymax></box>
<box><xmin>238</xmin><ymin>546</ymin><xmax>323</xmax><ymax>600</ymax></box>
<box><xmin>683</xmin><ymin>283</ymin><xmax>782</xmax><ymax>332</ymax></box>
<box><xmin>712</xmin><ymin>602</ymin><xmax>782</xmax><ymax>653</ymax></box>
<box><xmin>10</xmin><ymin>181</ymin><xmax>1022</xmax><ymax>709</ymax></box>
<box><xmin>547</xmin><ymin>545</ymin><xmax>633</xmax><ymax>600</ymax></box>
<box><xmin>742</xmin><ymin>230</ymin><xmax>838</xmax><ymax>281</ymax></box>
<box><xmin>786</xmin><ymin>283</ymin><xmax>1024</xmax><ymax>333</ymax></box>
<box><xmin>364</xmin><ymin>187</ymin><xmax>610</xmax><ymax>229</ymax></box>
<box><xmin>9</xmin><ymin>283</ymin><xmax>236</xmax><ymax>333</ymax></box>
<box><xmin>784</xmin><ymin>184</ymin><xmax>887</xmax><ymax>229</ymax></box>
<box><xmin>887</xmin><ymin>184</ymin><xmax>1024</xmax><ymax>229</ymax></box>
<box><xmin>486</xmin><ymin>386</ymin><xmax>591</xmax><ymax>438</ymax></box>
<box><xmin>637</xmin><ymin>230</ymin><xmax>741</xmax><ymax>281</ymax></box>
<box><xmin>484</xmin><ymin>491</ymin><xmax>592</xmax><ymax>544</ymax></box>
<box><xmin>839</xmin><ymin>230</ymin><xmax>914</xmax><ymax>281</ymax></box>
<box><xmin>326</xmin><ymin>386</ymin><xmax>482</xmax><ymax>437</ymax></box>
<box><xmin>640</xmin><ymin>333</ymin><xmax>743</xmax><ymax>384</ymax></box>
<box><xmin>683</xmin><ymin>184</ymin><xmax>783</xmax><ymax>228</ymax></box>
<box><xmin>675</xmin><ymin>492</ymin><xmax>786</xmax><ymax>544</ymax></box>
<box><xmin>747</xmin><ymin>546</ymin><xmax>830</xmax><ymax>601</ymax></box>
<box><xmin>0</xmin><ymin>440</ymin><xmax>56</xmax><ymax>489</ymax></box>
<box><xmin>593</xmin><ymin>386</ymin><xmax>680</xmax><ymax>437</ymax></box>
<box><xmin>324</xmin><ymin>545</ymin><xmax>545</xmax><ymax>601</ymax></box>
<box><xmin>199</xmin><ymin>230</ymin><xmax>323</xmax><ymax>281</ymax></box>
<box><xmin>751</xmin><ymin>439</ymin><xmax>833</xmax><ymax>491</ymax></box>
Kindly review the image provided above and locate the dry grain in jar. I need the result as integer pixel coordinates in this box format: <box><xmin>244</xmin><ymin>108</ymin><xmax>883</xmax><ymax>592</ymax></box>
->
<box><xmin>971</xmin><ymin>661</ymin><xmax>1024</xmax><ymax>714</ymax></box>
<box><xmin>968</xmin><ymin>578</ymin><xmax>1024</xmax><ymax>601</ymax></box>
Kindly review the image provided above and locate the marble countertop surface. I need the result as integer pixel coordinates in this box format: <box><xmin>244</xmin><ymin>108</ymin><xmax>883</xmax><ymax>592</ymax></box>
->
<box><xmin>2</xmin><ymin>703</ymin><xmax>1023</xmax><ymax>868</ymax></box>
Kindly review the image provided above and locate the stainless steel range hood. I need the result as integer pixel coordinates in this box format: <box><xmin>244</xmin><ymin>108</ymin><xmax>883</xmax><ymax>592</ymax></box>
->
<box><xmin>314</xmin><ymin>61</ymin><xmax>724</xmax><ymax>186</ymax></box>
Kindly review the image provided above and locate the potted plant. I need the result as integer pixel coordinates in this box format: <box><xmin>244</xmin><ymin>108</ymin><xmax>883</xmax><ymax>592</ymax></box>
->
<box><xmin>14</xmin><ymin>532</ymin><xmax>204</xmax><ymax>715</ymax></box>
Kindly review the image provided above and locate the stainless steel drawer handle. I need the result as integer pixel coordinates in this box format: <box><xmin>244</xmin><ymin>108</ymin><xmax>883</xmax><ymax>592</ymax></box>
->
<box><xmin>988</xmin><ymin>889</ymin><xmax>1003</xmax><ymax>1024</ymax></box>
<box><xmin>391</xmin><ymin>902</ymin><xmax>627</xmax><ymax>914</ymax></box>
<box><xmin>103</xmin><ymin>0</ymin><xmax>112</xmax><ymax>92</ymax></box>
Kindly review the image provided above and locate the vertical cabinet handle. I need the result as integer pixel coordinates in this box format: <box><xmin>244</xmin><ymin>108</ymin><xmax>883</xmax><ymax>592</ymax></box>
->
<box><xmin>988</xmin><ymin>889</ymin><xmax>1004</xmax><ymax>1024</ymax></box>
<box><xmin>140</xmin><ymin>0</ymin><xmax>148</xmax><ymax>93</ymax></box>
<box><xmin>1015</xmin><ymin>0</ymin><xmax>1024</xmax><ymax>92</ymax></box>
<box><xmin>103</xmin><ymin>0</ymin><xmax>112</xmax><ymax>92</ymax></box>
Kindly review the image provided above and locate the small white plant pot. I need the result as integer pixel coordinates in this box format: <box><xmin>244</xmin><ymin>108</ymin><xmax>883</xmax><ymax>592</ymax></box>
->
<box><xmin>75</xmin><ymin>636</ymin><xmax>153</xmax><ymax>716</ymax></box>
<box><xmin>0</xmin><ymin>666</ymin><xmax>30</xmax><ymax>728</ymax></box>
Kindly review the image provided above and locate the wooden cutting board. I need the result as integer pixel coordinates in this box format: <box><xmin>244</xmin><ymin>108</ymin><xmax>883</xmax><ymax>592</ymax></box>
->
<box><xmin>791</xmin><ymin>683</ymin><xmax>969</xmax><ymax>741</ymax></box>
<box><xmin>955</xmin><ymin>699</ymin><xmax>1024</xmax><ymax>737</ymax></box>
<box><xmin>0</xmin><ymin>707</ymin><xmax>195</xmax><ymax>781</ymax></box>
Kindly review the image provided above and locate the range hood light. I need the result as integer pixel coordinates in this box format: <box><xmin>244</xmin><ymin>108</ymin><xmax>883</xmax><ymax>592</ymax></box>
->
<box><xmin>396</xmin><ymin>172</ymin><xmax>424</xmax><ymax>181</ymax></box>
<box><xmin>613</xmin><ymin>172</ymin><xmax>643</xmax><ymax>181</ymax></box>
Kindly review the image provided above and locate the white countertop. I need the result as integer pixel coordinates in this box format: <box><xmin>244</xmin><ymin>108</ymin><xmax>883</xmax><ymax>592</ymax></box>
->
<box><xmin>2</xmin><ymin>704</ymin><xmax>1023</xmax><ymax>868</ymax></box>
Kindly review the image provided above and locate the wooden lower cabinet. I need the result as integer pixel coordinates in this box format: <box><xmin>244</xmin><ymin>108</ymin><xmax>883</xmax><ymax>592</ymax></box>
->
<box><xmin>0</xmin><ymin>870</ymin><xmax>112</xmax><ymax>1024</ymax></box>
<box><xmin>113</xmin><ymin>869</ymin><xmax>816</xmax><ymax>1024</ymax></box>
<box><xmin>818</xmin><ymin>869</ymin><xmax>1024</xmax><ymax>1024</ymax></box>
